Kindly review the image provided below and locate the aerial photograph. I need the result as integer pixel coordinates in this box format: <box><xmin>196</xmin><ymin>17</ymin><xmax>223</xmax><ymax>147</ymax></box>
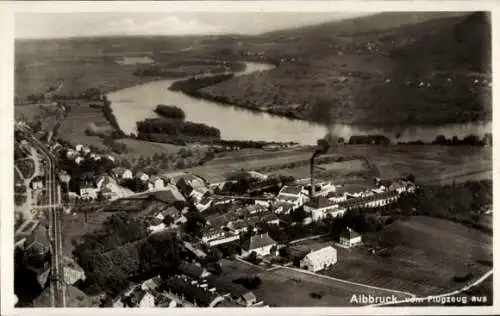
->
<box><xmin>12</xmin><ymin>8</ymin><xmax>492</xmax><ymax>309</ymax></box>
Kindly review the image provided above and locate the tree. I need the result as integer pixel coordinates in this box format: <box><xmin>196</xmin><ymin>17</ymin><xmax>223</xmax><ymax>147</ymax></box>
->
<box><xmin>246</xmin><ymin>251</ymin><xmax>259</xmax><ymax>264</ymax></box>
<box><xmin>433</xmin><ymin>135</ymin><xmax>448</xmax><ymax>145</ymax></box>
<box><xmin>184</xmin><ymin>210</ymin><xmax>206</xmax><ymax>237</ymax></box>
<box><xmin>270</xmin><ymin>245</ymin><xmax>278</xmax><ymax>256</ymax></box>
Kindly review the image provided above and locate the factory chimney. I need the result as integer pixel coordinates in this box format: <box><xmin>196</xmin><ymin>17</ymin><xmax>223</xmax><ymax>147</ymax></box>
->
<box><xmin>310</xmin><ymin>138</ymin><xmax>330</xmax><ymax>204</ymax></box>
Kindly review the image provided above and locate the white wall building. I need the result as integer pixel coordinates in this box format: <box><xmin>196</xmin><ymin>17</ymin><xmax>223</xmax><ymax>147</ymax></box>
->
<box><xmin>241</xmin><ymin>233</ymin><xmax>277</xmax><ymax>257</ymax></box>
<box><xmin>275</xmin><ymin>185</ymin><xmax>308</xmax><ymax>211</ymax></box>
<box><xmin>300</xmin><ymin>246</ymin><xmax>337</xmax><ymax>272</ymax></box>
<box><xmin>339</xmin><ymin>227</ymin><xmax>362</xmax><ymax>248</ymax></box>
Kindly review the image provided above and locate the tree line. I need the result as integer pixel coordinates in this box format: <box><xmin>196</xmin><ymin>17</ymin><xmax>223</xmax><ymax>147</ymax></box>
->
<box><xmin>154</xmin><ymin>105</ymin><xmax>186</xmax><ymax>120</ymax></box>
<box><xmin>136</xmin><ymin>118</ymin><xmax>221</xmax><ymax>141</ymax></box>
<box><xmin>73</xmin><ymin>212</ymin><xmax>182</xmax><ymax>297</ymax></box>
<box><xmin>169</xmin><ymin>74</ymin><xmax>235</xmax><ymax>94</ymax></box>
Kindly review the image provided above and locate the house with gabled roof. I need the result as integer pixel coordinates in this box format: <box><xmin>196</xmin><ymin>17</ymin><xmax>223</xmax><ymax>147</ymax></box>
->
<box><xmin>241</xmin><ymin>232</ymin><xmax>277</xmax><ymax>257</ymax></box>
<box><xmin>304</xmin><ymin>196</ymin><xmax>345</xmax><ymax>221</ymax></box>
<box><xmin>205</xmin><ymin>275</ymin><xmax>257</xmax><ymax>307</ymax></box>
<box><xmin>275</xmin><ymin>185</ymin><xmax>308</xmax><ymax>210</ymax></box>
<box><xmin>148</xmin><ymin>175</ymin><xmax>165</xmax><ymax>190</ymax></box>
<box><xmin>339</xmin><ymin>227</ymin><xmax>362</xmax><ymax>248</ymax></box>
<box><xmin>165</xmin><ymin>276</ymin><xmax>224</xmax><ymax>307</ymax></box>
<box><xmin>300</xmin><ymin>246</ymin><xmax>337</xmax><ymax>272</ymax></box>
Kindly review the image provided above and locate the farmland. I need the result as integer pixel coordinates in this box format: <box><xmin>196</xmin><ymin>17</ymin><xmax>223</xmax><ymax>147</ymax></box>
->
<box><xmin>310</xmin><ymin>216</ymin><xmax>493</xmax><ymax>297</ymax></box>
<box><xmin>336</xmin><ymin>145</ymin><xmax>492</xmax><ymax>184</ymax></box>
<box><xmin>219</xmin><ymin>259</ymin><xmax>410</xmax><ymax>307</ymax></box>
<box><xmin>114</xmin><ymin>138</ymin><xmax>184</xmax><ymax>158</ymax></box>
<box><xmin>180</xmin><ymin>144</ymin><xmax>491</xmax><ymax>186</ymax></box>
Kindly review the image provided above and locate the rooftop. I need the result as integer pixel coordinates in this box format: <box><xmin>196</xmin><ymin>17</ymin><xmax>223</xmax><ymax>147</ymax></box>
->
<box><xmin>340</xmin><ymin>227</ymin><xmax>361</xmax><ymax>239</ymax></box>
<box><xmin>166</xmin><ymin>276</ymin><xmax>220</xmax><ymax>306</ymax></box>
<box><xmin>303</xmin><ymin>246</ymin><xmax>337</xmax><ymax>262</ymax></box>
<box><xmin>279</xmin><ymin>185</ymin><xmax>303</xmax><ymax>196</ymax></box>
<box><xmin>178</xmin><ymin>261</ymin><xmax>209</xmax><ymax>279</ymax></box>
<box><xmin>242</xmin><ymin>233</ymin><xmax>276</xmax><ymax>251</ymax></box>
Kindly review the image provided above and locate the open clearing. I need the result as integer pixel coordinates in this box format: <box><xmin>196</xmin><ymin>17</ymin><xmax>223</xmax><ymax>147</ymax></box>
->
<box><xmin>181</xmin><ymin>145</ymin><xmax>490</xmax><ymax>186</ymax></box>
<box><xmin>219</xmin><ymin>258</ymin><xmax>409</xmax><ymax>307</ymax></box>
<box><xmin>339</xmin><ymin>145</ymin><xmax>491</xmax><ymax>183</ymax></box>
<box><xmin>318</xmin><ymin>216</ymin><xmax>492</xmax><ymax>296</ymax></box>
<box><xmin>115</xmin><ymin>138</ymin><xmax>184</xmax><ymax>157</ymax></box>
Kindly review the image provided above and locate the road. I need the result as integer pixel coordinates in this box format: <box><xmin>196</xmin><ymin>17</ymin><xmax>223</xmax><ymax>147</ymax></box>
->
<box><xmin>365</xmin><ymin>269</ymin><xmax>493</xmax><ymax>307</ymax></box>
<box><xmin>24</xmin><ymin>131</ymin><xmax>66</xmax><ymax>307</ymax></box>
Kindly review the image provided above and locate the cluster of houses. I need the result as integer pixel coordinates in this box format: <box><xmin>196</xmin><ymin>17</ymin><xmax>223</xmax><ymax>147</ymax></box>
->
<box><xmin>113</xmin><ymin>260</ymin><xmax>266</xmax><ymax>308</ymax></box>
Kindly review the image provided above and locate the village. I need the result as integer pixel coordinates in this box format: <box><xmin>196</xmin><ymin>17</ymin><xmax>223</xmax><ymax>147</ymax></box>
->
<box><xmin>15</xmin><ymin>134</ymin><xmax>418</xmax><ymax>308</ymax></box>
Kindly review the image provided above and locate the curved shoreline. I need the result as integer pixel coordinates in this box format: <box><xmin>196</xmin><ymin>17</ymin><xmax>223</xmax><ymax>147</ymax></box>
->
<box><xmin>107</xmin><ymin>60</ymin><xmax>492</xmax><ymax>144</ymax></box>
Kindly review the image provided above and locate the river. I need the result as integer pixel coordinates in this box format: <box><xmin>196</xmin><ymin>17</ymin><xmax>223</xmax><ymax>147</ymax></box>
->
<box><xmin>107</xmin><ymin>62</ymin><xmax>491</xmax><ymax>145</ymax></box>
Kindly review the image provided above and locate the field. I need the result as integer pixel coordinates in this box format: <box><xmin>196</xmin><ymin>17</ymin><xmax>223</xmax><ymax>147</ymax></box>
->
<box><xmin>337</xmin><ymin>145</ymin><xmax>492</xmax><ymax>184</ymax></box>
<box><xmin>115</xmin><ymin>138</ymin><xmax>184</xmax><ymax>157</ymax></box>
<box><xmin>182</xmin><ymin>147</ymin><xmax>316</xmax><ymax>182</ymax></box>
<box><xmin>308</xmin><ymin>216</ymin><xmax>493</xmax><ymax>296</ymax></box>
<box><xmin>181</xmin><ymin>144</ymin><xmax>491</xmax><ymax>187</ymax></box>
<box><xmin>14</xmin><ymin>104</ymin><xmax>62</xmax><ymax>131</ymax></box>
<box><xmin>219</xmin><ymin>259</ymin><xmax>410</xmax><ymax>307</ymax></box>
<box><xmin>58</xmin><ymin>101</ymin><xmax>117</xmax><ymax>147</ymax></box>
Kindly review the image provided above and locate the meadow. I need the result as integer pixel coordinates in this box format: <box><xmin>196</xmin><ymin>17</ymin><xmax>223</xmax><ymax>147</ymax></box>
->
<box><xmin>313</xmin><ymin>216</ymin><xmax>493</xmax><ymax>296</ymax></box>
<box><xmin>219</xmin><ymin>258</ymin><xmax>410</xmax><ymax>307</ymax></box>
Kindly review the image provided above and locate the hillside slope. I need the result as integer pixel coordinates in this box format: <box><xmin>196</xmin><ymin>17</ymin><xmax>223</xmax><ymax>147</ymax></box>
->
<box><xmin>199</xmin><ymin>12</ymin><xmax>491</xmax><ymax>128</ymax></box>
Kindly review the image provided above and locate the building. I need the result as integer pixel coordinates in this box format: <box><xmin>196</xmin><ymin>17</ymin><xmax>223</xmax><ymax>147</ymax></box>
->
<box><xmin>100</xmin><ymin>186</ymin><xmax>118</xmax><ymax>200</ymax></box>
<box><xmin>165</xmin><ymin>276</ymin><xmax>224</xmax><ymax>307</ymax></box>
<box><xmin>339</xmin><ymin>227</ymin><xmax>362</xmax><ymax>248</ymax></box>
<box><xmin>190</xmin><ymin>186</ymin><xmax>210</xmax><ymax>203</ymax></box>
<box><xmin>148</xmin><ymin>175</ymin><xmax>165</xmax><ymax>190</ymax></box>
<box><xmin>304</xmin><ymin>196</ymin><xmax>346</xmax><ymax>222</ymax></box>
<box><xmin>79</xmin><ymin>183</ymin><xmax>99</xmax><ymax>200</ymax></box>
<box><xmin>66</xmin><ymin>149</ymin><xmax>78</xmax><ymax>160</ymax></box>
<box><xmin>261</xmin><ymin>212</ymin><xmax>280</xmax><ymax>225</ymax></box>
<box><xmin>151</xmin><ymin>185</ymin><xmax>186</xmax><ymax>203</ymax></box>
<box><xmin>148</xmin><ymin>223</ymin><xmax>167</xmax><ymax>234</ymax></box>
<box><xmin>134</xmin><ymin>172</ymin><xmax>149</xmax><ymax>182</ymax></box>
<box><xmin>273</xmin><ymin>202</ymin><xmax>294</xmax><ymax>215</ymax></box>
<box><xmin>62</xmin><ymin>256</ymin><xmax>86</xmax><ymax>285</ymax></box>
<box><xmin>300</xmin><ymin>246</ymin><xmax>337</xmax><ymax>272</ymax></box>
<box><xmin>275</xmin><ymin>185</ymin><xmax>308</xmax><ymax>210</ymax></box>
<box><xmin>178</xmin><ymin>261</ymin><xmax>211</xmax><ymax>280</ymax></box>
<box><xmin>247</xmin><ymin>171</ymin><xmax>269</xmax><ymax>181</ymax></box>
<box><xmin>205</xmin><ymin>275</ymin><xmax>257</xmax><ymax>307</ymax></box>
<box><xmin>201</xmin><ymin>227</ymin><xmax>240</xmax><ymax>247</ymax></box>
<box><xmin>337</xmin><ymin>191</ymin><xmax>399</xmax><ymax>210</ymax></box>
<box><xmin>112</xmin><ymin>167</ymin><xmax>133</xmax><ymax>180</ymax></box>
<box><xmin>241</xmin><ymin>233</ymin><xmax>277</xmax><ymax>257</ymax></box>
<box><xmin>120</xmin><ymin>287</ymin><xmax>156</xmax><ymax>308</ymax></box>
<box><xmin>75</xmin><ymin>156</ymin><xmax>84</xmax><ymax>165</ymax></box>
<box><xmin>195</xmin><ymin>196</ymin><xmax>213</xmax><ymax>212</ymax></box>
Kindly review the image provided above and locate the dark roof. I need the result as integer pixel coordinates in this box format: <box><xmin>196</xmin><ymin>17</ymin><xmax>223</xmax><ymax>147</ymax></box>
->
<box><xmin>205</xmin><ymin>275</ymin><xmax>248</xmax><ymax>297</ymax></box>
<box><xmin>178</xmin><ymin>261</ymin><xmax>207</xmax><ymax>279</ymax></box>
<box><xmin>165</xmin><ymin>276</ymin><xmax>219</xmax><ymax>306</ymax></box>
<box><xmin>337</xmin><ymin>191</ymin><xmax>399</xmax><ymax>208</ymax></box>
<box><xmin>280</xmin><ymin>185</ymin><xmax>303</xmax><ymax>195</ymax></box>
<box><xmin>261</xmin><ymin>212</ymin><xmax>279</xmax><ymax>222</ymax></box>
<box><xmin>340</xmin><ymin>228</ymin><xmax>361</xmax><ymax>239</ymax></box>
<box><xmin>242</xmin><ymin>233</ymin><xmax>276</xmax><ymax>251</ymax></box>
<box><xmin>151</xmin><ymin>189</ymin><xmax>185</xmax><ymax>204</ymax></box>
<box><xmin>216</xmin><ymin>300</ymin><xmax>242</xmax><ymax>307</ymax></box>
